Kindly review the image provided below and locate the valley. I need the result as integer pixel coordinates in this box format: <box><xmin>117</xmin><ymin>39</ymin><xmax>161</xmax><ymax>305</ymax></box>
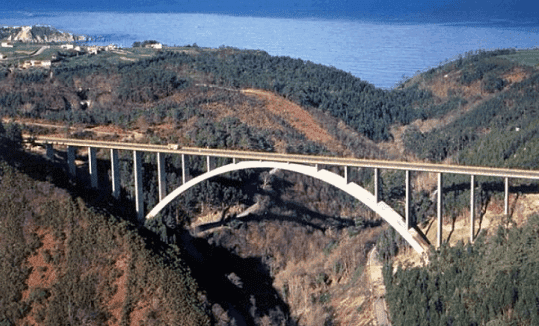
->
<box><xmin>2</xmin><ymin>37</ymin><xmax>539</xmax><ymax>325</ymax></box>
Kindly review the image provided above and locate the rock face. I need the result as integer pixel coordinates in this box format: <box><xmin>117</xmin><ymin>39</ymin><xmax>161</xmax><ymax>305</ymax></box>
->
<box><xmin>3</xmin><ymin>25</ymin><xmax>86</xmax><ymax>43</ymax></box>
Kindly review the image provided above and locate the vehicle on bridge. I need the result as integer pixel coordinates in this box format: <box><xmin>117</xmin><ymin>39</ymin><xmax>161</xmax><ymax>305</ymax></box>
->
<box><xmin>167</xmin><ymin>144</ymin><xmax>180</xmax><ymax>150</ymax></box>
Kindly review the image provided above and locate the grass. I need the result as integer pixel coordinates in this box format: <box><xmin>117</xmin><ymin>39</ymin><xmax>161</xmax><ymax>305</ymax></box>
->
<box><xmin>499</xmin><ymin>49</ymin><xmax>539</xmax><ymax>67</ymax></box>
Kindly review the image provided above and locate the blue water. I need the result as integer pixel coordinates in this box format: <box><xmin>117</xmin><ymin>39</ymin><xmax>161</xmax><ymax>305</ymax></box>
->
<box><xmin>2</xmin><ymin>11</ymin><xmax>539</xmax><ymax>89</ymax></box>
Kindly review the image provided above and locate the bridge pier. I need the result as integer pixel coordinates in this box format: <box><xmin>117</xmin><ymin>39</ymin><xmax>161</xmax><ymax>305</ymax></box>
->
<box><xmin>504</xmin><ymin>177</ymin><xmax>509</xmax><ymax>216</ymax></box>
<box><xmin>181</xmin><ymin>154</ymin><xmax>188</xmax><ymax>184</ymax></box>
<box><xmin>344</xmin><ymin>166</ymin><xmax>351</xmax><ymax>183</ymax></box>
<box><xmin>111</xmin><ymin>149</ymin><xmax>120</xmax><ymax>199</ymax></box>
<box><xmin>157</xmin><ymin>152</ymin><xmax>166</xmax><ymax>201</ymax></box>
<box><xmin>45</xmin><ymin>143</ymin><xmax>54</xmax><ymax>161</ymax></box>
<box><xmin>134</xmin><ymin>151</ymin><xmax>144</xmax><ymax>221</ymax></box>
<box><xmin>67</xmin><ymin>146</ymin><xmax>76</xmax><ymax>177</ymax></box>
<box><xmin>88</xmin><ymin>147</ymin><xmax>98</xmax><ymax>189</ymax></box>
<box><xmin>470</xmin><ymin>175</ymin><xmax>475</xmax><ymax>242</ymax></box>
<box><xmin>437</xmin><ymin>172</ymin><xmax>443</xmax><ymax>248</ymax></box>
<box><xmin>374</xmin><ymin>168</ymin><xmax>380</xmax><ymax>203</ymax></box>
<box><xmin>405</xmin><ymin>170</ymin><xmax>412</xmax><ymax>229</ymax></box>
<box><xmin>207</xmin><ymin>155</ymin><xmax>214</xmax><ymax>172</ymax></box>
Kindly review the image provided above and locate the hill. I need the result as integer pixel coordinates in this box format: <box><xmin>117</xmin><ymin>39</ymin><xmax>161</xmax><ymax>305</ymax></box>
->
<box><xmin>3</xmin><ymin>43</ymin><xmax>539</xmax><ymax>325</ymax></box>
<box><xmin>1</xmin><ymin>45</ymin><xmax>393</xmax><ymax>325</ymax></box>
<box><xmin>0</xmin><ymin>25</ymin><xmax>86</xmax><ymax>43</ymax></box>
<box><xmin>0</xmin><ymin>131</ymin><xmax>210</xmax><ymax>325</ymax></box>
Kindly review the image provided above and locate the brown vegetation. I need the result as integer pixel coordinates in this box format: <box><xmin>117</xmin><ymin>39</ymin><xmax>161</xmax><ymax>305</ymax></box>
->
<box><xmin>241</xmin><ymin>89</ymin><xmax>346</xmax><ymax>153</ymax></box>
<box><xmin>0</xmin><ymin>164</ymin><xmax>210</xmax><ymax>325</ymax></box>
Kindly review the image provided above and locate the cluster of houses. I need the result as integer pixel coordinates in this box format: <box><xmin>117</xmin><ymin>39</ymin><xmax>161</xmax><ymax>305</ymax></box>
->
<box><xmin>59</xmin><ymin>43</ymin><xmax>120</xmax><ymax>54</ymax></box>
<box><xmin>0</xmin><ymin>40</ymin><xmax>164</xmax><ymax>68</ymax></box>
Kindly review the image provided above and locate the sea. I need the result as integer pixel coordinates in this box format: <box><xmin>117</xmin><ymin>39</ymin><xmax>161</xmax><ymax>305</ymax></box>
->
<box><xmin>2</xmin><ymin>11</ymin><xmax>539</xmax><ymax>89</ymax></box>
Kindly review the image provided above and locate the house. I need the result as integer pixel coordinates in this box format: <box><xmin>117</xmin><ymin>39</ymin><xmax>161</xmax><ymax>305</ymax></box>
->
<box><xmin>144</xmin><ymin>42</ymin><xmax>163</xmax><ymax>49</ymax></box>
<box><xmin>22</xmin><ymin>60</ymin><xmax>52</xmax><ymax>69</ymax></box>
<box><xmin>1</xmin><ymin>41</ymin><xmax>13</xmax><ymax>48</ymax></box>
<box><xmin>87</xmin><ymin>46</ymin><xmax>100</xmax><ymax>55</ymax></box>
<box><xmin>0</xmin><ymin>53</ymin><xmax>5</xmax><ymax>59</ymax></box>
<box><xmin>105</xmin><ymin>44</ymin><xmax>117</xmax><ymax>51</ymax></box>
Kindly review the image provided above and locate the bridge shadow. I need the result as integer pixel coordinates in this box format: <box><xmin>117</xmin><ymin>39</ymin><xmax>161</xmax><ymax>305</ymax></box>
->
<box><xmin>194</xmin><ymin>199</ymin><xmax>382</xmax><ymax>235</ymax></box>
<box><xmin>176</xmin><ymin>229</ymin><xmax>296</xmax><ymax>325</ymax></box>
<box><xmin>5</xmin><ymin>145</ymin><xmax>294</xmax><ymax>324</ymax></box>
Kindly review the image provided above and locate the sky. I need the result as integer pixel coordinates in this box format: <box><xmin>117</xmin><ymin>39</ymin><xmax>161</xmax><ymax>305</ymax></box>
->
<box><xmin>3</xmin><ymin>0</ymin><xmax>538</xmax><ymax>23</ymax></box>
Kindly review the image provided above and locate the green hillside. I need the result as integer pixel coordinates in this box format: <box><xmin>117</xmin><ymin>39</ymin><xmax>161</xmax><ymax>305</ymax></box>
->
<box><xmin>384</xmin><ymin>48</ymin><xmax>539</xmax><ymax>326</ymax></box>
<box><xmin>3</xmin><ymin>43</ymin><xmax>539</xmax><ymax>325</ymax></box>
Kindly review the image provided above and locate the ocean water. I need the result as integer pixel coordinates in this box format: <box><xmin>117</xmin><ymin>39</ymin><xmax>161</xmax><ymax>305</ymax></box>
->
<box><xmin>2</xmin><ymin>11</ymin><xmax>539</xmax><ymax>89</ymax></box>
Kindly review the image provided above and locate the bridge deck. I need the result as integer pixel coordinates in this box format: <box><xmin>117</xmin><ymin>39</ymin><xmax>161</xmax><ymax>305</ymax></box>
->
<box><xmin>25</xmin><ymin>135</ymin><xmax>539</xmax><ymax>180</ymax></box>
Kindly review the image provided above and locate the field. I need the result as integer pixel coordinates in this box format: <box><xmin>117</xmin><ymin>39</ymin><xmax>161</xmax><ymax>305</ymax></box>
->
<box><xmin>499</xmin><ymin>48</ymin><xmax>539</xmax><ymax>66</ymax></box>
<box><xmin>0</xmin><ymin>42</ymin><xmax>199</xmax><ymax>65</ymax></box>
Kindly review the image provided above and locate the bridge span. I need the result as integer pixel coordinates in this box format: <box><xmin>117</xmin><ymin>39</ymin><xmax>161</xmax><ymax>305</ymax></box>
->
<box><xmin>24</xmin><ymin>135</ymin><xmax>539</xmax><ymax>253</ymax></box>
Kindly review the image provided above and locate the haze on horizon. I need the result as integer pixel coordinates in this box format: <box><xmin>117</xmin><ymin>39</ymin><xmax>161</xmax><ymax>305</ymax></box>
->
<box><xmin>4</xmin><ymin>0</ymin><xmax>539</xmax><ymax>24</ymax></box>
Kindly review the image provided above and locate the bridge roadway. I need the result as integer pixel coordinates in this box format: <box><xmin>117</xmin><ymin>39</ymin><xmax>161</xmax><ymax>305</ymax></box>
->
<box><xmin>24</xmin><ymin>135</ymin><xmax>539</xmax><ymax>180</ymax></box>
<box><xmin>25</xmin><ymin>135</ymin><xmax>539</xmax><ymax>251</ymax></box>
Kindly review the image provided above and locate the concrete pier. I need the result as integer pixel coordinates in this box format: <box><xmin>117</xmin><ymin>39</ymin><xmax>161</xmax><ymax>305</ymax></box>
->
<box><xmin>470</xmin><ymin>175</ymin><xmax>475</xmax><ymax>242</ymax></box>
<box><xmin>207</xmin><ymin>155</ymin><xmax>213</xmax><ymax>172</ymax></box>
<box><xmin>374</xmin><ymin>168</ymin><xmax>380</xmax><ymax>203</ymax></box>
<box><xmin>344</xmin><ymin>166</ymin><xmax>351</xmax><ymax>184</ymax></box>
<box><xmin>88</xmin><ymin>147</ymin><xmax>98</xmax><ymax>189</ymax></box>
<box><xmin>45</xmin><ymin>143</ymin><xmax>54</xmax><ymax>161</ymax></box>
<box><xmin>111</xmin><ymin>149</ymin><xmax>120</xmax><ymax>199</ymax></box>
<box><xmin>67</xmin><ymin>146</ymin><xmax>76</xmax><ymax>177</ymax></box>
<box><xmin>405</xmin><ymin>170</ymin><xmax>411</xmax><ymax>229</ymax></box>
<box><xmin>157</xmin><ymin>152</ymin><xmax>166</xmax><ymax>201</ymax></box>
<box><xmin>437</xmin><ymin>173</ymin><xmax>443</xmax><ymax>248</ymax></box>
<box><xmin>504</xmin><ymin>177</ymin><xmax>509</xmax><ymax>216</ymax></box>
<box><xmin>134</xmin><ymin>151</ymin><xmax>143</xmax><ymax>221</ymax></box>
<box><xmin>181</xmin><ymin>154</ymin><xmax>187</xmax><ymax>184</ymax></box>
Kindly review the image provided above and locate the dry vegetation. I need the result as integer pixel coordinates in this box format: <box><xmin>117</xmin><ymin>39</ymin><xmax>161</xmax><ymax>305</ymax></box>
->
<box><xmin>200</xmin><ymin>217</ymin><xmax>382</xmax><ymax>325</ymax></box>
<box><xmin>0</xmin><ymin>163</ymin><xmax>210</xmax><ymax>326</ymax></box>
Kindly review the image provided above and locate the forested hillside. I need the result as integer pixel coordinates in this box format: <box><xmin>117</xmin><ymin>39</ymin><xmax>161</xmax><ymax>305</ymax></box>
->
<box><xmin>3</xmin><ymin>44</ymin><xmax>539</xmax><ymax>325</ymax></box>
<box><xmin>384</xmin><ymin>215</ymin><xmax>539</xmax><ymax>325</ymax></box>
<box><xmin>0</xmin><ymin>124</ymin><xmax>210</xmax><ymax>325</ymax></box>
<box><xmin>382</xmin><ymin>48</ymin><xmax>539</xmax><ymax>325</ymax></box>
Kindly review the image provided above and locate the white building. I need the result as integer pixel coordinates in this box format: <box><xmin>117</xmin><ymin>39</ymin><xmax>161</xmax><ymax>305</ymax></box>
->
<box><xmin>22</xmin><ymin>60</ymin><xmax>52</xmax><ymax>69</ymax></box>
<box><xmin>1</xmin><ymin>41</ymin><xmax>13</xmax><ymax>48</ymax></box>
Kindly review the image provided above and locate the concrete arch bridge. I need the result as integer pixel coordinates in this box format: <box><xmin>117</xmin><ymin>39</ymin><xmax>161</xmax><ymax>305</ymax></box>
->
<box><xmin>26</xmin><ymin>136</ymin><xmax>539</xmax><ymax>255</ymax></box>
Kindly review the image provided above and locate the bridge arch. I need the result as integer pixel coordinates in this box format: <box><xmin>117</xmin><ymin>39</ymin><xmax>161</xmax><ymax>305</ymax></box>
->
<box><xmin>146</xmin><ymin>161</ymin><xmax>428</xmax><ymax>255</ymax></box>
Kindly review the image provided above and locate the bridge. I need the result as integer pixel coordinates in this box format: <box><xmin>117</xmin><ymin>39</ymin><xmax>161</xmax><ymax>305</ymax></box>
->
<box><xmin>24</xmin><ymin>135</ymin><xmax>539</xmax><ymax>255</ymax></box>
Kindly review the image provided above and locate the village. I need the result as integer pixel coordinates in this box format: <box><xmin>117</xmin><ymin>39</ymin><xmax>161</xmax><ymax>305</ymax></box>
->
<box><xmin>0</xmin><ymin>26</ymin><xmax>165</xmax><ymax>69</ymax></box>
<box><xmin>0</xmin><ymin>40</ymin><xmax>164</xmax><ymax>69</ymax></box>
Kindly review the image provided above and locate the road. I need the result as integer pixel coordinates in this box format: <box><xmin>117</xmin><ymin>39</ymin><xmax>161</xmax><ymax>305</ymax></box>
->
<box><xmin>24</xmin><ymin>135</ymin><xmax>539</xmax><ymax>180</ymax></box>
<box><xmin>32</xmin><ymin>46</ymin><xmax>49</xmax><ymax>56</ymax></box>
<box><xmin>368</xmin><ymin>247</ymin><xmax>392</xmax><ymax>326</ymax></box>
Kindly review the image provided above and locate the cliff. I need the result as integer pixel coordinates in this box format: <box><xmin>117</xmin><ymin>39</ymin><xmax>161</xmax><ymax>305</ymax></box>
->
<box><xmin>1</xmin><ymin>25</ymin><xmax>86</xmax><ymax>43</ymax></box>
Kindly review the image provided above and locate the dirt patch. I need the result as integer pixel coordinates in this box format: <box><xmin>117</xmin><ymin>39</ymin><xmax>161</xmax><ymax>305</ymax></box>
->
<box><xmin>88</xmin><ymin>125</ymin><xmax>128</xmax><ymax>136</ymax></box>
<box><xmin>503</xmin><ymin>67</ymin><xmax>530</xmax><ymax>84</ymax></box>
<box><xmin>130</xmin><ymin>299</ymin><xmax>151</xmax><ymax>326</ymax></box>
<box><xmin>241</xmin><ymin>89</ymin><xmax>345</xmax><ymax>151</ymax></box>
<box><xmin>20</xmin><ymin>228</ymin><xmax>59</xmax><ymax>326</ymax></box>
<box><xmin>22</xmin><ymin>229</ymin><xmax>58</xmax><ymax>300</ymax></box>
<box><xmin>106</xmin><ymin>254</ymin><xmax>130</xmax><ymax>325</ymax></box>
